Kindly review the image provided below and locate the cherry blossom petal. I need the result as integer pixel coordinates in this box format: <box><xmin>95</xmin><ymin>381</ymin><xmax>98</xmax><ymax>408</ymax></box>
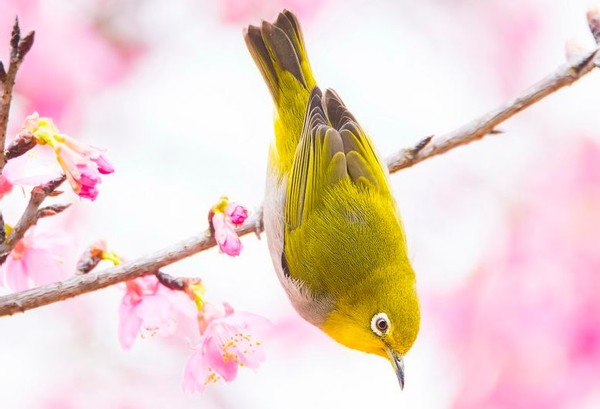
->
<box><xmin>118</xmin><ymin>275</ymin><xmax>198</xmax><ymax>349</ymax></box>
<box><xmin>135</xmin><ymin>295</ymin><xmax>174</xmax><ymax>334</ymax></box>
<box><xmin>3</xmin><ymin>257</ymin><xmax>28</xmax><ymax>292</ymax></box>
<box><xmin>0</xmin><ymin>175</ymin><xmax>12</xmax><ymax>199</ymax></box>
<box><xmin>18</xmin><ymin>113</ymin><xmax>114</xmax><ymax>200</ymax></box>
<box><xmin>2</xmin><ymin>149</ymin><xmax>62</xmax><ymax>186</ymax></box>
<box><xmin>92</xmin><ymin>154</ymin><xmax>114</xmax><ymax>174</ymax></box>
<box><xmin>118</xmin><ymin>302</ymin><xmax>143</xmax><ymax>350</ymax></box>
<box><xmin>205</xmin><ymin>332</ymin><xmax>239</xmax><ymax>382</ymax></box>
<box><xmin>212</xmin><ymin>212</ymin><xmax>242</xmax><ymax>256</ymax></box>
<box><xmin>0</xmin><ymin>225</ymin><xmax>73</xmax><ymax>291</ymax></box>
<box><xmin>182</xmin><ymin>303</ymin><xmax>271</xmax><ymax>393</ymax></box>
<box><xmin>182</xmin><ymin>348</ymin><xmax>213</xmax><ymax>393</ymax></box>
<box><xmin>225</xmin><ymin>203</ymin><xmax>248</xmax><ymax>225</ymax></box>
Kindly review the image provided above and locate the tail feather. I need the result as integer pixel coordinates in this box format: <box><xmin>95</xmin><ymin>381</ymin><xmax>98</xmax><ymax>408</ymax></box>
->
<box><xmin>261</xmin><ymin>21</ymin><xmax>306</xmax><ymax>89</ymax></box>
<box><xmin>244</xmin><ymin>25</ymin><xmax>279</xmax><ymax>97</ymax></box>
<box><xmin>244</xmin><ymin>10</ymin><xmax>315</xmax><ymax>103</ymax></box>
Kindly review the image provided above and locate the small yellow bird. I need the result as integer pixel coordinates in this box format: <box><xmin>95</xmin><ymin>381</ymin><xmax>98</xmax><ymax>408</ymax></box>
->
<box><xmin>245</xmin><ymin>10</ymin><xmax>420</xmax><ymax>388</ymax></box>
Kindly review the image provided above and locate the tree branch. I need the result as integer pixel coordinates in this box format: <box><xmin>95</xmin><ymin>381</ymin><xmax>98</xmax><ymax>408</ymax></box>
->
<box><xmin>387</xmin><ymin>47</ymin><xmax>600</xmax><ymax>173</ymax></box>
<box><xmin>0</xmin><ymin>18</ymin><xmax>35</xmax><ymax>171</ymax></box>
<box><xmin>0</xmin><ymin>39</ymin><xmax>599</xmax><ymax>318</ymax></box>
<box><xmin>0</xmin><ymin>211</ymin><xmax>263</xmax><ymax>316</ymax></box>
<box><xmin>0</xmin><ymin>175</ymin><xmax>66</xmax><ymax>262</ymax></box>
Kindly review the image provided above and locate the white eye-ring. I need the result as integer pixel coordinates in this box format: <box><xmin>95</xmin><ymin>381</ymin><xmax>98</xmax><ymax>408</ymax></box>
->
<box><xmin>371</xmin><ymin>312</ymin><xmax>391</xmax><ymax>337</ymax></box>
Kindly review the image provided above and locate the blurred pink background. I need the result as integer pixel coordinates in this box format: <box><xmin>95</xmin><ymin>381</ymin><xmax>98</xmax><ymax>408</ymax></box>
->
<box><xmin>1</xmin><ymin>0</ymin><xmax>599</xmax><ymax>408</ymax></box>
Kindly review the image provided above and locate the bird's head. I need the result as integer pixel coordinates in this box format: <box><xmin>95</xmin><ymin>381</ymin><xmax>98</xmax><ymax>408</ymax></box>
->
<box><xmin>320</xmin><ymin>271</ymin><xmax>420</xmax><ymax>389</ymax></box>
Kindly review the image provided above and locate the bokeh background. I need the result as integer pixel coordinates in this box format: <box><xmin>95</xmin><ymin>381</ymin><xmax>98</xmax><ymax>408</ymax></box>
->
<box><xmin>1</xmin><ymin>0</ymin><xmax>600</xmax><ymax>408</ymax></box>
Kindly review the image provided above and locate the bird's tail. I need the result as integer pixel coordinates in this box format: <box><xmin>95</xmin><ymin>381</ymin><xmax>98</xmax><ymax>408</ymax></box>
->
<box><xmin>244</xmin><ymin>10</ymin><xmax>318</xmax><ymax>173</ymax></box>
<box><xmin>244</xmin><ymin>10</ymin><xmax>317</xmax><ymax>104</ymax></box>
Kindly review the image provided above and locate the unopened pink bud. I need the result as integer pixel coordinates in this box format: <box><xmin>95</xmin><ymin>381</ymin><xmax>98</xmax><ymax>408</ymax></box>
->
<box><xmin>93</xmin><ymin>155</ymin><xmax>115</xmax><ymax>175</ymax></box>
<box><xmin>212</xmin><ymin>212</ymin><xmax>243</xmax><ymax>256</ymax></box>
<box><xmin>226</xmin><ymin>203</ymin><xmax>248</xmax><ymax>226</ymax></box>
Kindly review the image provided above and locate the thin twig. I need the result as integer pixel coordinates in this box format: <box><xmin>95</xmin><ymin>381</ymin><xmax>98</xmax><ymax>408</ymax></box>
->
<box><xmin>386</xmin><ymin>47</ymin><xmax>600</xmax><ymax>173</ymax></box>
<box><xmin>0</xmin><ymin>175</ymin><xmax>66</xmax><ymax>262</ymax></box>
<box><xmin>0</xmin><ymin>18</ymin><xmax>35</xmax><ymax>171</ymax></box>
<box><xmin>0</xmin><ymin>211</ymin><xmax>263</xmax><ymax>316</ymax></box>
<box><xmin>0</xmin><ymin>36</ymin><xmax>599</xmax><ymax>318</ymax></box>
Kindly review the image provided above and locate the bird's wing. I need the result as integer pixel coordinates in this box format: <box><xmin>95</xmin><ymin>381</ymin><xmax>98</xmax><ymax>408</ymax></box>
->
<box><xmin>282</xmin><ymin>87</ymin><xmax>402</xmax><ymax>302</ymax></box>
<box><xmin>284</xmin><ymin>88</ymin><xmax>392</xmax><ymax>232</ymax></box>
<box><xmin>323</xmin><ymin>89</ymin><xmax>391</xmax><ymax>196</ymax></box>
<box><xmin>285</xmin><ymin>88</ymin><xmax>346</xmax><ymax>231</ymax></box>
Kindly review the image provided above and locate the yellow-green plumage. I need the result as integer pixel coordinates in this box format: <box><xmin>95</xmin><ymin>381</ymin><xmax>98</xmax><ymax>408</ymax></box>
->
<box><xmin>245</xmin><ymin>12</ymin><xmax>315</xmax><ymax>176</ymax></box>
<box><xmin>245</xmin><ymin>10</ymin><xmax>420</xmax><ymax>388</ymax></box>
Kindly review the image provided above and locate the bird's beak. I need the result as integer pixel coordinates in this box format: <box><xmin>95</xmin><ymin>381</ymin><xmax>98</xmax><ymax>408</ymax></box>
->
<box><xmin>386</xmin><ymin>346</ymin><xmax>405</xmax><ymax>390</ymax></box>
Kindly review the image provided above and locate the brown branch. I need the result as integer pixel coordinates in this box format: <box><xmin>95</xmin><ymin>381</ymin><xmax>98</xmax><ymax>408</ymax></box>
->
<box><xmin>386</xmin><ymin>47</ymin><xmax>600</xmax><ymax>173</ymax></box>
<box><xmin>0</xmin><ymin>25</ymin><xmax>599</xmax><ymax>318</ymax></box>
<box><xmin>0</xmin><ymin>18</ymin><xmax>35</xmax><ymax>171</ymax></box>
<box><xmin>0</xmin><ymin>175</ymin><xmax>66</xmax><ymax>262</ymax></box>
<box><xmin>0</xmin><ymin>210</ymin><xmax>263</xmax><ymax>316</ymax></box>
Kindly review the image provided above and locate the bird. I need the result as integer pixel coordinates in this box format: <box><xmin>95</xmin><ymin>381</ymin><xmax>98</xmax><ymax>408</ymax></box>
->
<box><xmin>244</xmin><ymin>10</ymin><xmax>420</xmax><ymax>389</ymax></box>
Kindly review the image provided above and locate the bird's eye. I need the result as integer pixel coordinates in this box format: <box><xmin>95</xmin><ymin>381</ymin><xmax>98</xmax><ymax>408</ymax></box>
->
<box><xmin>371</xmin><ymin>312</ymin><xmax>391</xmax><ymax>337</ymax></box>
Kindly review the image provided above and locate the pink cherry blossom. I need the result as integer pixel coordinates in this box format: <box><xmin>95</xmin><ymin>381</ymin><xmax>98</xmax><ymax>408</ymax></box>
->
<box><xmin>0</xmin><ymin>224</ymin><xmax>74</xmax><ymax>291</ymax></box>
<box><xmin>74</xmin><ymin>163</ymin><xmax>101</xmax><ymax>200</ymax></box>
<box><xmin>0</xmin><ymin>175</ymin><xmax>13</xmax><ymax>200</ymax></box>
<box><xmin>92</xmin><ymin>154</ymin><xmax>115</xmax><ymax>175</ymax></box>
<box><xmin>20</xmin><ymin>113</ymin><xmax>114</xmax><ymax>201</ymax></box>
<box><xmin>183</xmin><ymin>302</ymin><xmax>269</xmax><ymax>393</ymax></box>
<box><xmin>212</xmin><ymin>212</ymin><xmax>242</xmax><ymax>256</ymax></box>
<box><xmin>226</xmin><ymin>202</ymin><xmax>248</xmax><ymax>226</ymax></box>
<box><xmin>118</xmin><ymin>275</ymin><xmax>198</xmax><ymax>350</ymax></box>
<box><xmin>1</xmin><ymin>145</ymin><xmax>63</xmax><ymax>191</ymax></box>
<box><xmin>210</xmin><ymin>197</ymin><xmax>248</xmax><ymax>256</ymax></box>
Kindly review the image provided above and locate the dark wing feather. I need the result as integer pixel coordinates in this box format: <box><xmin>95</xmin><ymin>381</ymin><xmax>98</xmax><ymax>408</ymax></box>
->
<box><xmin>285</xmin><ymin>88</ymin><xmax>348</xmax><ymax>231</ymax></box>
<box><xmin>244</xmin><ymin>10</ymin><xmax>315</xmax><ymax>102</ymax></box>
<box><xmin>324</xmin><ymin>89</ymin><xmax>390</xmax><ymax>192</ymax></box>
<box><xmin>285</xmin><ymin>87</ymin><xmax>391</xmax><ymax>232</ymax></box>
